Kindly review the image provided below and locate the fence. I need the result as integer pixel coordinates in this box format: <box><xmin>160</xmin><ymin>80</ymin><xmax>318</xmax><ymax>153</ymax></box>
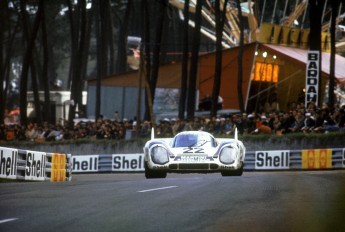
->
<box><xmin>0</xmin><ymin>146</ymin><xmax>72</xmax><ymax>182</ymax></box>
<box><xmin>71</xmin><ymin>148</ymin><xmax>345</xmax><ymax>173</ymax></box>
<box><xmin>1</xmin><ymin>146</ymin><xmax>344</xmax><ymax>181</ymax></box>
<box><xmin>243</xmin><ymin>148</ymin><xmax>344</xmax><ymax>170</ymax></box>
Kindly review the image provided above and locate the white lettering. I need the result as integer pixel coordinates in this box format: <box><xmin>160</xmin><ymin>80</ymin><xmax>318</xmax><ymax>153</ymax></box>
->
<box><xmin>305</xmin><ymin>51</ymin><xmax>319</xmax><ymax>107</ymax></box>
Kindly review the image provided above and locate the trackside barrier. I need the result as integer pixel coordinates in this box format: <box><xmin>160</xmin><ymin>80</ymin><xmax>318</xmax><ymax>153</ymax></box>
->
<box><xmin>3</xmin><ymin>146</ymin><xmax>344</xmax><ymax>177</ymax></box>
<box><xmin>71</xmin><ymin>148</ymin><xmax>345</xmax><ymax>173</ymax></box>
<box><xmin>72</xmin><ymin>154</ymin><xmax>144</xmax><ymax>173</ymax></box>
<box><xmin>47</xmin><ymin>153</ymin><xmax>73</xmax><ymax>182</ymax></box>
<box><xmin>244</xmin><ymin>148</ymin><xmax>345</xmax><ymax>170</ymax></box>
<box><xmin>0</xmin><ymin>146</ymin><xmax>72</xmax><ymax>182</ymax></box>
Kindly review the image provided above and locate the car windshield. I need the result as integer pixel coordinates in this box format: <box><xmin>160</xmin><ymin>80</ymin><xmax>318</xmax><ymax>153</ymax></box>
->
<box><xmin>173</xmin><ymin>133</ymin><xmax>215</xmax><ymax>148</ymax></box>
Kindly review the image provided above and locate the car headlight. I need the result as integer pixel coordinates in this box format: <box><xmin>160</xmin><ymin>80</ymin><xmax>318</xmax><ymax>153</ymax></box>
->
<box><xmin>150</xmin><ymin>146</ymin><xmax>169</xmax><ymax>164</ymax></box>
<box><xmin>219</xmin><ymin>146</ymin><xmax>237</xmax><ymax>164</ymax></box>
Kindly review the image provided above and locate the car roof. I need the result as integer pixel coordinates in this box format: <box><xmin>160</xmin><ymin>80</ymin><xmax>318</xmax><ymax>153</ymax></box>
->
<box><xmin>175</xmin><ymin>131</ymin><xmax>212</xmax><ymax>136</ymax></box>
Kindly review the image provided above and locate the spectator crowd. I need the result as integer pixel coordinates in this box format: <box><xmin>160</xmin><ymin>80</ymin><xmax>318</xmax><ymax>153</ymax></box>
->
<box><xmin>1</xmin><ymin>102</ymin><xmax>344</xmax><ymax>142</ymax></box>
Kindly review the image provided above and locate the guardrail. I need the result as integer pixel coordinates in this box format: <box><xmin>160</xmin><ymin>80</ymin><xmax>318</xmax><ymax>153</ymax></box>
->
<box><xmin>71</xmin><ymin>148</ymin><xmax>345</xmax><ymax>173</ymax></box>
<box><xmin>0</xmin><ymin>146</ymin><xmax>72</xmax><ymax>182</ymax></box>
<box><xmin>1</xmin><ymin>146</ymin><xmax>344</xmax><ymax>180</ymax></box>
<box><xmin>244</xmin><ymin>148</ymin><xmax>345</xmax><ymax>170</ymax></box>
<box><xmin>72</xmin><ymin>154</ymin><xmax>143</xmax><ymax>173</ymax></box>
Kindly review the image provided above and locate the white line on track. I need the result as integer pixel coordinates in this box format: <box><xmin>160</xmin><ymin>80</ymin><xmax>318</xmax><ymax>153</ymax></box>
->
<box><xmin>138</xmin><ymin>186</ymin><xmax>178</xmax><ymax>193</ymax></box>
<box><xmin>0</xmin><ymin>218</ymin><xmax>18</xmax><ymax>224</ymax></box>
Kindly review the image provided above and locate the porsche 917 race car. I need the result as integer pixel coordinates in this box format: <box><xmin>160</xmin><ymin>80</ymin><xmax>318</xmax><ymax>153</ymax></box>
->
<box><xmin>143</xmin><ymin>129</ymin><xmax>246</xmax><ymax>178</ymax></box>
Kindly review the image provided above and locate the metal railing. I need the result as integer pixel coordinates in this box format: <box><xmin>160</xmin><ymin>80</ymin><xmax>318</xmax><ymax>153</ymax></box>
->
<box><xmin>1</xmin><ymin>146</ymin><xmax>344</xmax><ymax>181</ymax></box>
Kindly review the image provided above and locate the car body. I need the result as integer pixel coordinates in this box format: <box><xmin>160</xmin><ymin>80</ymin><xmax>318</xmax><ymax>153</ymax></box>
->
<box><xmin>143</xmin><ymin>129</ymin><xmax>246</xmax><ymax>178</ymax></box>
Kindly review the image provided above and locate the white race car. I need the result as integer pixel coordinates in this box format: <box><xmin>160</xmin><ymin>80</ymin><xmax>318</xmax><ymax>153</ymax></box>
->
<box><xmin>143</xmin><ymin>128</ymin><xmax>246</xmax><ymax>178</ymax></box>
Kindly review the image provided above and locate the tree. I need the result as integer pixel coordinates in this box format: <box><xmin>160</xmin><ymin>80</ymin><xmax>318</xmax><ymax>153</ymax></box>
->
<box><xmin>93</xmin><ymin>0</ymin><xmax>114</xmax><ymax>120</ymax></box>
<box><xmin>148</xmin><ymin>0</ymin><xmax>168</xmax><ymax>122</ymax></box>
<box><xmin>41</xmin><ymin>0</ymin><xmax>51</xmax><ymax>123</ymax></box>
<box><xmin>19</xmin><ymin>0</ymin><xmax>43</xmax><ymax>125</ymax></box>
<box><xmin>236</xmin><ymin>0</ymin><xmax>245</xmax><ymax>113</ymax></box>
<box><xmin>115</xmin><ymin>0</ymin><xmax>132</xmax><ymax>73</ymax></box>
<box><xmin>187</xmin><ymin>0</ymin><xmax>203</xmax><ymax>120</ymax></box>
<box><xmin>142</xmin><ymin>0</ymin><xmax>152</xmax><ymax>122</ymax></box>
<box><xmin>67</xmin><ymin>0</ymin><xmax>91</xmax><ymax>126</ymax></box>
<box><xmin>211</xmin><ymin>0</ymin><xmax>229</xmax><ymax>117</ymax></box>
<box><xmin>94</xmin><ymin>0</ymin><xmax>101</xmax><ymax>120</ymax></box>
<box><xmin>328</xmin><ymin>0</ymin><xmax>339</xmax><ymax>109</ymax></box>
<box><xmin>143</xmin><ymin>1</ymin><xmax>168</xmax><ymax>122</ymax></box>
<box><xmin>178</xmin><ymin>0</ymin><xmax>190</xmax><ymax>120</ymax></box>
<box><xmin>0</xmin><ymin>0</ymin><xmax>14</xmax><ymax>124</ymax></box>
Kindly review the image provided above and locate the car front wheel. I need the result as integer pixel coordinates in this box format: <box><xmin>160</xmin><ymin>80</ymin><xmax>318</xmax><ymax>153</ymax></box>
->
<box><xmin>145</xmin><ymin>162</ymin><xmax>167</xmax><ymax>179</ymax></box>
<box><xmin>221</xmin><ymin>162</ymin><xmax>243</xmax><ymax>177</ymax></box>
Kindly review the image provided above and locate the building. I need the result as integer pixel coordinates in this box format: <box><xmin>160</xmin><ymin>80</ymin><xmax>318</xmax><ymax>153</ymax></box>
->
<box><xmin>86</xmin><ymin>42</ymin><xmax>345</xmax><ymax>120</ymax></box>
<box><xmin>27</xmin><ymin>91</ymin><xmax>87</xmax><ymax>124</ymax></box>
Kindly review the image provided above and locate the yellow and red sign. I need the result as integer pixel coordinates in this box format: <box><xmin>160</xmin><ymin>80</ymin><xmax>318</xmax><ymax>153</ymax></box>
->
<box><xmin>51</xmin><ymin>153</ymin><xmax>66</xmax><ymax>182</ymax></box>
<box><xmin>302</xmin><ymin>149</ymin><xmax>332</xmax><ymax>169</ymax></box>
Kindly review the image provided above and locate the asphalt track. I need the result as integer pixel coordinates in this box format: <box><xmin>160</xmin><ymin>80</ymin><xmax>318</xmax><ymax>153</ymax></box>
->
<box><xmin>1</xmin><ymin>171</ymin><xmax>345</xmax><ymax>232</ymax></box>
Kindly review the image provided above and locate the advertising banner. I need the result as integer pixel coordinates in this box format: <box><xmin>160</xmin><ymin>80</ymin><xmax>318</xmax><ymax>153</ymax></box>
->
<box><xmin>305</xmin><ymin>51</ymin><xmax>319</xmax><ymax>106</ymax></box>
<box><xmin>0</xmin><ymin>147</ymin><xmax>18</xmax><ymax>179</ymax></box>
<box><xmin>302</xmin><ymin>149</ymin><xmax>332</xmax><ymax>169</ymax></box>
<box><xmin>112</xmin><ymin>154</ymin><xmax>144</xmax><ymax>171</ymax></box>
<box><xmin>25</xmin><ymin>150</ymin><xmax>46</xmax><ymax>181</ymax></box>
<box><xmin>72</xmin><ymin>155</ymin><xmax>99</xmax><ymax>172</ymax></box>
<box><xmin>51</xmin><ymin>153</ymin><xmax>67</xmax><ymax>182</ymax></box>
<box><xmin>255</xmin><ymin>150</ymin><xmax>290</xmax><ymax>169</ymax></box>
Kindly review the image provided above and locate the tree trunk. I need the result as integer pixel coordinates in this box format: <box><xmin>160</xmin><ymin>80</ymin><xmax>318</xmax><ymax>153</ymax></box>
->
<box><xmin>30</xmin><ymin>57</ymin><xmax>42</xmax><ymax>124</ymax></box>
<box><xmin>211</xmin><ymin>0</ymin><xmax>228</xmax><ymax>117</ymax></box>
<box><xmin>100</xmin><ymin>1</ymin><xmax>109</xmax><ymax>76</ymax></box>
<box><xmin>94</xmin><ymin>0</ymin><xmax>101</xmax><ymax>121</ymax></box>
<box><xmin>178</xmin><ymin>0</ymin><xmax>190</xmax><ymax>120</ymax></box>
<box><xmin>143</xmin><ymin>0</ymin><xmax>152</xmax><ymax>121</ymax></box>
<box><xmin>41</xmin><ymin>0</ymin><xmax>51</xmax><ymax>124</ymax></box>
<box><xmin>1</xmin><ymin>12</ymin><xmax>19</xmax><ymax>124</ymax></box>
<box><xmin>187</xmin><ymin>0</ymin><xmax>203</xmax><ymax>120</ymax></box>
<box><xmin>149</xmin><ymin>0</ymin><xmax>168</xmax><ymax>123</ymax></box>
<box><xmin>19</xmin><ymin>0</ymin><xmax>42</xmax><ymax>126</ymax></box>
<box><xmin>67</xmin><ymin>0</ymin><xmax>89</xmax><ymax>126</ymax></box>
<box><xmin>328</xmin><ymin>0</ymin><xmax>339</xmax><ymax>109</ymax></box>
<box><xmin>106</xmin><ymin>1</ymin><xmax>115</xmax><ymax>74</ymax></box>
<box><xmin>236</xmin><ymin>0</ymin><xmax>245</xmax><ymax>113</ymax></box>
<box><xmin>0</xmin><ymin>0</ymin><xmax>6</xmax><ymax>124</ymax></box>
<box><xmin>116</xmin><ymin>0</ymin><xmax>132</xmax><ymax>73</ymax></box>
